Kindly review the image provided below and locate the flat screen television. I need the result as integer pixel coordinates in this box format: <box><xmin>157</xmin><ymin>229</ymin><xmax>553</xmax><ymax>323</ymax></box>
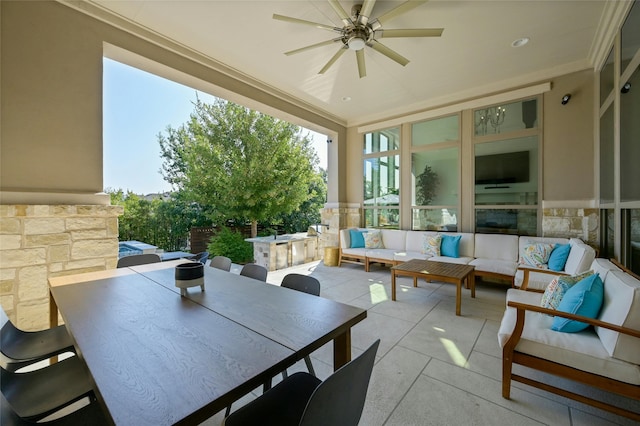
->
<box><xmin>475</xmin><ymin>151</ymin><xmax>530</xmax><ymax>185</ymax></box>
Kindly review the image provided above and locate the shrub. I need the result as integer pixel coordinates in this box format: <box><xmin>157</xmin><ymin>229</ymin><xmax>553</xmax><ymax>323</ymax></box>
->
<box><xmin>207</xmin><ymin>227</ymin><xmax>254</xmax><ymax>264</ymax></box>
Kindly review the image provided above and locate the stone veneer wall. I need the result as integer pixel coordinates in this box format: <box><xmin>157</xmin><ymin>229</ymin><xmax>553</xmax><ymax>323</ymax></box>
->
<box><xmin>541</xmin><ymin>208</ymin><xmax>599</xmax><ymax>248</ymax></box>
<box><xmin>319</xmin><ymin>205</ymin><xmax>361</xmax><ymax>254</ymax></box>
<box><xmin>0</xmin><ymin>205</ymin><xmax>123</xmax><ymax>330</ymax></box>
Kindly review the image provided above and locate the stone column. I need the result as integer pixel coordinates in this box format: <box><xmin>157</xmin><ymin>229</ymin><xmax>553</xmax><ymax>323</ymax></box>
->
<box><xmin>319</xmin><ymin>203</ymin><xmax>361</xmax><ymax>256</ymax></box>
<box><xmin>542</xmin><ymin>208</ymin><xmax>599</xmax><ymax>247</ymax></box>
<box><xmin>0</xmin><ymin>204</ymin><xmax>123</xmax><ymax>330</ymax></box>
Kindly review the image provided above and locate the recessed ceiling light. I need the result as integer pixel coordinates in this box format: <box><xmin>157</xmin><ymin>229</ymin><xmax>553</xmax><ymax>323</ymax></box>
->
<box><xmin>342</xmin><ymin>96</ymin><xmax>352</xmax><ymax>102</ymax></box>
<box><xmin>511</xmin><ymin>37</ymin><xmax>529</xmax><ymax>48</ymax></box>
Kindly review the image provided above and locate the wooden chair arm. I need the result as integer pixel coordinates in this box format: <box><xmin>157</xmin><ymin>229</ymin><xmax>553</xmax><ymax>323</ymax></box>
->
<box><xmin>517</xmin><ymin>266</ymin><xmax>568</xmax><ymax>291</ymax></box>
<box><xmin>507</xmin><ymin>300</ymin><xmax>640</xmax><ymax>339</ymax></box>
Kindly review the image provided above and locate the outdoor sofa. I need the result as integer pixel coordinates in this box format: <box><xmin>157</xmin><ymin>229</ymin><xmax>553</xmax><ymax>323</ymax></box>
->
<box><xmin>338</xmin><ymin>228</ymin><xmax>595</xmax><ymax>287</ymax></box>
<box><xmin>498</xmin><ymin>257</ymin><xmax>640</xmax><ymax>421</ymax></box>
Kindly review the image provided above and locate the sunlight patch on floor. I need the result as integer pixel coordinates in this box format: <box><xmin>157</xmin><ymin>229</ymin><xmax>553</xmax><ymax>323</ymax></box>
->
<box><xmin>439</xmin><ymin>337</ymin><xmax>468</xmax><ymax>367</ymax></box>
<box><xmin>369</xmin><ymin>283</ymin><xmax>388</xmax><ymax>304</ymax></box>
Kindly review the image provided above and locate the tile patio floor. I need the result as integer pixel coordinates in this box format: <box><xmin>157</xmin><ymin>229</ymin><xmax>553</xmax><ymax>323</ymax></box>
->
<box><xmin>205</xmin><ymin>260</ymin><xmax>638</xmax><ymax>426</ymax></box>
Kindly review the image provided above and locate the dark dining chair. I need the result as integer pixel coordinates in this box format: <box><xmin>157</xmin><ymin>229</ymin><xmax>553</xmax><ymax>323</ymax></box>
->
<box><xmin>1</xmin><ymin>356</ymin><xmax>95</xmax><ymax>421</ymax></box>
<box><xmin>210</xmin><ymin>255</ymin><xmax>232</xmax><ymax>272</ymax></box>
<box><xmin>1</xmin><ymin>393</ymin><xmax>108</xmax><ymax>426</ymax></box>
<box><xmin>280</xmin><ymin>274</ymin><xmax>321</xmax><ymax>377</ymax></box>
<box><xmin>116</xmin><ymin>253</ymin><xmax>162</xmax><ymax>268</ymax></box>
<box><xmin>239</xmin><ymin>263</ymin><xmax>268</xmax><ymax>282</ymax></box>
<box><xmin>1</xmin><ymin>309</ymin><xmax>75</xmax><ymax>373</ymax></box>
<box><xmin>223</xmin><ymin>339</ymin><xmax>380</xmax><ymax>426</ymax></box>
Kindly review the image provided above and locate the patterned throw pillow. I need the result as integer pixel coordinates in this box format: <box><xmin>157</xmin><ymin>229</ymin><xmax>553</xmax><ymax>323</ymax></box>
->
<box><xmin>540</xmin><ymin>270</ymin><xmax>595</xmax><ymax>312</ymax></box>
<box><xmin>421</xmin><ymin>234</ymin><xmax>442</xmax><ymax>257</ymax></box>
<box><xmin>519</xmin><ymin>243</ymin><xmax>556</xmax><ymax>268</ymax></box>
<box><xmin>364</xmin><ymin>231</ymin><xmax>384</xmax><ymax>249</ymax></box>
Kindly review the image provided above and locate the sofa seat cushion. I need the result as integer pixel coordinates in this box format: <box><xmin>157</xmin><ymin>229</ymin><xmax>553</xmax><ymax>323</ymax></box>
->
<box><xmin>499</xmin><ymin>289</ymin><xmax>640</xmax><ymax>385</ymax></box>
<box><xmin>393</xmin><ymin>252</ymin><xmax>428</xmax><ymax>262</ymax></box>
<box><xmin>595</xmin><ymin>270</ymin><xmax>640</xmax><ymax>364</ymax></box>
<box><xmin>469</xmin><ymin>258</ymin><xmax>517</xmax><ymax>277</ymax></box>
<box><xmin>514</xmin><ymin>268</ymin><xmax>556</xmax><ymax>291</ymax></box>
<box><xmin>429</xmin><ymin>255</ymin><xmax>474</xmax><ymax>265</ymax></box>
<box><xmin>365</xmin><ymin>249</ymin><xmax>397</xmax><ymax>262</ymax></box>
<box><xmin>341</xmin><ymin>248</ymin><xmax>367</xmax><ymax>258</ymax></box>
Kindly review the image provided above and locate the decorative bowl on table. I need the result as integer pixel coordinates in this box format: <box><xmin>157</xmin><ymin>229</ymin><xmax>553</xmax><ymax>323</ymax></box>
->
<box><xmin>175</xmin><ymin>262</ymin><xmax>204</xmax><ymax>296</ymax></box>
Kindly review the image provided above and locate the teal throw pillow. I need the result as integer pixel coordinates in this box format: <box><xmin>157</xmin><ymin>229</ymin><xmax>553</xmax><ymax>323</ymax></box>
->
<box><xmin>548</xmin><ymin>243</ymin><xmax>571</xmax><ymax>271</ymax></box>
<box><xmin>440</xmin><ymin>234</ymin><xmax>462</xmax><ymax>258</ymax></box>
<box><xmin>551</xmin><ymin>273</ymin><xmax>604</xmax><ymax>333</ymax></box>
<box><xmin>349</xmin><ymin>229</ymin><xmax>365</xmax><ymax>248</ymax></box>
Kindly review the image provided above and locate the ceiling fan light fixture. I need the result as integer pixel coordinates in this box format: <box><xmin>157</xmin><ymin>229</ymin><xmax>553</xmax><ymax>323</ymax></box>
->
<box><xmin>348</xmin><ymin>35</ymin><xmax>366</xmax><ymax>51</ymax></box>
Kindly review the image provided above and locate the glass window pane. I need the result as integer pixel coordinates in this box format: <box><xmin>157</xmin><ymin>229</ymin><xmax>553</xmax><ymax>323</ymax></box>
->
<box><xmin>629</xmin><ymin>209</ymin><xmax>640</xmax><ymax>275</ymax></box>
<box><xmin>475</xmin><ymin>209</ymin><xmax>537</xmax><ymax>236</ymax></box>
<box><xmin>364</xmin><ymin>127</ymin><xmax>399</xmax><ymax>154</ymax></box>
<box><xmin>621</xmin><ymin>65</ymin><xmax>640</xmax><ymax>202</ymax></box>
<box><xmin>474</xmin><ymin>136</ymin><xmax>538</xmax><ymax>205</ymax></box>
<box><xmin>364</xmin><ymin>155</ymin><xmax>400</xmax><ymax>206</ymax></box>
<box><xmin>474</xmin><ymin>98</ymin><xmax>537</xmax><ymax>136</ymax></box>
<box><xmin>412</xmin><ymin>115</ymin><xmax>458</xmax><ymax>146</ymax></box>
<box><xmin>600</xmin><ymin>47</ymin><xmax>615</xmax><ymax>106</ymax></box>
<box><xmin>621</xmin><ymin>1</ymin><xmax>640</xmax><ymax>74</ymax></box>
<box><xmin>412</xmin><ymin>148</ymin><xmax>458</xmax><ymax>206</ymax></box>
<box><xmin>599</xmin><ymin>105</ymin><xmax>615</xmax><ymax>204</ymax></box>
<box><xmin>364</xmin><ymin>208</ymin><xmax>399</xmax><ymax>229</ymax></box>
<box><xmin>412</xmin><ymin>208</ymin><xmax>457</xmax><ymax>231</ymax></box>
<box><xmin>601</xmin><ymin>208</ymin><xmax>615</xmax><ymax>258</ymax></box>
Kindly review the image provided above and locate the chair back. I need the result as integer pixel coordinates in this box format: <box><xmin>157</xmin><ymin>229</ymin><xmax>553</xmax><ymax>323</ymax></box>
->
<box><xmin>239</xmin><ymin>263</ymin><xmax>268</xmax><ymax>282</ymax></box>
<box><xmin>281</xmin><ymin>273</ymin><xmax>320</xmax><ymax>296</ymax></box>
<box><xmin>116</xmin><ymin>253</ymin><xmax>162</xmax><ymax>268</ymax></box>
<box><xmin>210</xmin><ymin>256</ymin><xmax>232</xmax><ymax>272</ymax></box>
<box><xmin>300</xmin><ymin>339</ymin><xmax>380</xmax><ymax>426</ymax></box>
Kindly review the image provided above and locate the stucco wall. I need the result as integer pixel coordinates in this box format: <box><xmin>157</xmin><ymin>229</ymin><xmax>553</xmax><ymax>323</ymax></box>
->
<box><xmin>542</xmin><ymin>69</ymin><xmax>596</xmax><ymax>201</ymax></box>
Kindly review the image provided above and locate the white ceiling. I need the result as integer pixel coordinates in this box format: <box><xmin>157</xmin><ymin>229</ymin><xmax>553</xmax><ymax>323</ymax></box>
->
<box><xmin>88</xmin><ymin>0</ymin><xmax>612</xmax><ymax>126</ymax></box>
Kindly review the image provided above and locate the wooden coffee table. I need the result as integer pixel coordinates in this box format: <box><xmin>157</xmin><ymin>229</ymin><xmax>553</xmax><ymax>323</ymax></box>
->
<box><xmin>391</xmin><ymin>259</ymin><xmax>475</xmax><ymax>316</ymax></box>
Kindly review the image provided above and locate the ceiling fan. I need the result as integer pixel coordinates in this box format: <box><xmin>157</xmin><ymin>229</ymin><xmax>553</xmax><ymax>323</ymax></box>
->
<box><xmin>273</xmin><ymin>0</ymin><xmax>443</xmax><ymax>78</ymax></box>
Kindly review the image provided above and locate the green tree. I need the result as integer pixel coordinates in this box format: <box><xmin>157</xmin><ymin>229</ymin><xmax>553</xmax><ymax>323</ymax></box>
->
<box><xmin>108</xmin><ymin>189</ymin><xmax>211</xmax><ymax>252</ymax></box>
<box><xmin>158</xmin><ymin>98</ymin><xmax>319</xmax><ymax>237</ymax></box>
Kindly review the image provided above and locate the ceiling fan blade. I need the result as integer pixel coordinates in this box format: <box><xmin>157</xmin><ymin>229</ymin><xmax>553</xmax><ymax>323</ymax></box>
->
<box><xmin>357</xmin><ymin>0</ymin><xmax>377</xmax><ymax>26</ymax></box>
<box><xmin>328</xmin><ymin>0</ymin><xmax>352</xmax><ymax>26</ymax></box>
<box><xmin>356</xmin><ymin>49</ymin><xmax>366</xmax><ymax>78</ymax></box>
<box><xmin>319</xmin><ymin>47</ymin><xmax>348</xmax><ymax>74</ymax></box>
<box><xmin>368</xmin><ymin>40</ymin><xmax>410</xmax><ymax>66</ymax></box>
<box><xmin>378</xmin><ymin>28</ymin><xmax>443</xmax><ymax>38</ymax></box>
<box><xmin>285</xmin><ymin>39</ymin><xmax>341</xmax><ymax>56</ymax></box>
<box><xmin>374</xmin><ymin>0</ymin><xmax>428</xmax><ymax>29</ymax></box>
<box><xmin>273</xmin><ymin>14</ymin><xmax>338</xmax><ymax>32</ymax></box>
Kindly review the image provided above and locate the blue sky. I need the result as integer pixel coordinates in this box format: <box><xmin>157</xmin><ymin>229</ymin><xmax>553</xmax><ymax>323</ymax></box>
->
<box><xmin>103</xmin><ymin>58</ymin><xmax>327</xmax><ymax>195</ymax></box>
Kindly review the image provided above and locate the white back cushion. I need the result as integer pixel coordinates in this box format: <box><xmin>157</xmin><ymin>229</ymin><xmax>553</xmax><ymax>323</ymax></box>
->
<box><xmin>381</xmin><ymin>230</ymin><xmax>407</xmax><ymax>251</ymax></box>
<box><xmin>564</xmin><ymin>242</ymin><xmax>596</xmax><ymax>275</ymax></box>
<box><xmin>595</xmin><ymin>270</ymin><xmax>640</xmax><ymax>364</ymax></box>
<box><xmin>518</xmin><ymin>236</ymin><xmax>568</xmax><ymax>255</ymax></box>
<box><xmin>442</xmin><ymin>233</ymin><xmax>475</xmax><ymax>257</ymax></box>
<box><xmin>405</xmin><ymin>231</ymin><xmax>437</xmax><ymax>253</ymax></box>
<box><xmin>590</xmin><ymin>258</ymin><xmax>622</xmax><ymax>281</ymax></box>
<box><xmin>474</xmin><ymin>234</ymin><xmax>519</xmax><ymax>261</ymax></box>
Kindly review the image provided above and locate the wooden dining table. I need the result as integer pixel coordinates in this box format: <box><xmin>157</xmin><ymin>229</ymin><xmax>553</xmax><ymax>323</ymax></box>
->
<box><xmin>48</xmin><ymin>260</ymin><xmax>367</xmax><ymax>425</ymax></box>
